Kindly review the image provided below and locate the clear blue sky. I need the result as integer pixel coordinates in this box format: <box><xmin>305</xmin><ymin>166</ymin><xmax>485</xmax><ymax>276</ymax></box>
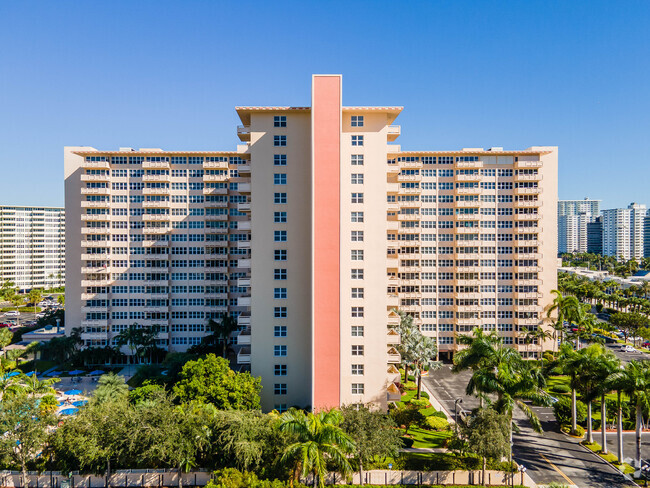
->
<box><xmin>0</xmin><ymin>0</ymin><xmax>648</xmax><ymax>209</ymax></box>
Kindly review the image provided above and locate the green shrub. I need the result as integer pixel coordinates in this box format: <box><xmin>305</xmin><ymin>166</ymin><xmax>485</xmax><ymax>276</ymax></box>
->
<box><xmin>553</xmin><ymin>395</ymin><xmax>586</xmax><ymax>426</ymax></box>
<box><xmin>432</xmin><ymin>410</ymin><xmax>448</xmax><ymax>419</ymax></box>
<box><xmin>561</xmin><ymin>424</ymin><xmax>585</xmax><ymax>437</ymax></box>
<box><xmin>208</xmin><ymin>469</ymin><xmax>306</xmax><ymax>488</ymax></box>
<box><xmin>551</xmin><ymin>383</ymin><xmax>571</xmax><ymax>394</ymax></box>
<box><xmin>404</xmin><ymin>381</ymin><xmax>416</xmax><ymax>390</ymax></box>
<box><xmin>407</xmin><ymin>374</ymin><xmax>416</xmax><ymax>382</ymax></box>
<box><xmin>426</xmin><ymin>416</ymin><xmax>450</xmax><ymax>431</ymax></box>
<box><xmin>408</xmin><ymin>398</ymin><xmax>429</xmax><ymax>408</ymax></box>
<box><xmin>419</xmin><ymin>391</ymin><xmax>429</xmax><ymax>399</ymax></box>
<box><xmin>596</xmin><ymin>303</ymin><xmax>604</xmax><ymax>313</ymax></box>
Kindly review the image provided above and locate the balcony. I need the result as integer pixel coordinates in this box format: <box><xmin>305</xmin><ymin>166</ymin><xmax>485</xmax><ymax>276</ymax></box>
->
<box><xmin>387</xmin><ymin>329</ymin><xmax>401</xmax><ymax>345</ymax></box>
<box><xmin>81</xmin><ymin>187</ymin><xmax>110</xmax><ymax>195</ymax></box>
<box><xmin>143</xmin><ymin>200</ymin><xmax>170</xmax><ymax>208</ymax></box>
<box><xmin>81</xmin><ymin>266</ymin><xmax>110</xmax><ymax>274</ymax></box>
<box><xmin>387</xmin><ymin>315</ymin><xmax>400</xmax><ymax>327</ymax></box>
<box><xmin>142</xmin><ymin>187</ymin><xmax>170</xmax><ymax>195</ymax></box>
<box><xmin>143</xmin><ymin>214</ymin><xmax>170</xmax><ymax>222</ymax></box>
<box><xmin>514</xmin><ymin>292</ymin><xmax>542</xmax><ymax>300</ymax></box>
<box><xmin>81</xmin><ymin>227</ymin><xmax>110</xmax><ymax>235</ymax></box>
<box><xmin>386</xmin><ymin>294</ymin><xmax>399</xmax><ymax>308</ymax></box>
<box><xmin>237</xmin><ymin>221</ymin><xmax>251</xmax><ymax>231</ymax></box>
<box><xmin>80</xmin><ymin>214</ymin><xmax>110</xmax><ymax>221</ymax></box>
<box><xmin>203</xmin><ymin>174</ymin><xmax>228</xmax><ymax>182</ymax></box>
<box><xmin>514</xmin><ymin>213</ymin><xmax>541</xmax><ymax>220</ymax></box>
<box><xmin>387</xmin><ymin>383</ymin><xmax>401</xmax><ymax>402</ymax></box>
<box><xmin>236</xmin><ymin>241</ymin><xmax>251</xmax><ymax>250</ymax></box>
<box><xmin>143</xmin><ymin>227</ymin><xmax>170</xmax><ymax>234</ymax></box>
<box><xmin>456</xmin><ymin>160</ymin><xmax>481</xmax><ymax>168</ymax></box>
<box><xmin>237</xmin><ymin>258</ymin><xmax>251</xmax><ymax>268</ymax></box>
<box><xmin>455</xmin><ymin>200</ymin><xmax>480</xmax><ymax>208</ymax></box>
<box><xmin>81</xmin><ymin>319</ymin><xmax>109</xmax><ymax>328</ymax></box>
<box><xmin>514</xmin><ymin>187</ymin><xmax>541</xmax><ymax>195</ymax></box>
<box><xmin>236</xmin><ymin>164</ymin><xmax>251</xmax><ymax>175</ymax></box>
<box><xmin>398</xmin><ymin>186</ymin><xmax>421</xmax><ymax>195</ymax></box>
<box><xmin>238</xmin><ymin>277</ymin><xmax>251</xmax><ymax>287</ymax></box>
<box><xmin>203</xmin><ymin>160</ymin><xmax>228</xmax><ymax>169</ymax></box>
<box><xmin>455</xmin><ymin>226</ymin><xmax>480</xmax><ymax>234</ymax></box>
<box><xmin>387</xmin><ymin>347</ymin><xmax>401</xmax><ymax>364</ymax></box>
<box><xmin>386</xmin><ymin>182</ymin><xmax>399</xmax><ymax>193</ymax></box>
<box><xmin>81</xmin><ymin>279</ymin><xmax>111</xmax><ymax>287</ymax></box>
<box><xmin>514</xmin><ymin>200</ymin><xmax>539</xmax><ymax>208</ymax></box>
<box><xmin>387</xmin><ymin>125</ymin><xmax>401</xmax><ymax>141</ymax></box>
<box><xmin>205</xmin><ymin>214</ymin><xmax>228</xmax><ymax>221</ymax></box>
<box><xmin>237</xmin><ymin>328</ymin><xmax>251</xmax><ymax>345</ymax></box>
<box><xmin>455</xmin><ymin>186</ymin><xmax>481</xmax><ymax>195</ymax></box>
<box><xmin>237</xmin><ymin>202</ymin><xmax>251</xmax><ymax>212</ymax></box>
<box><xmin>516</xmin><ymin>160</ymin><xmax>543</xmax><ymax>168</ymax></box>
<box><xmin>454</xmin><ymin>213</ymin><xmax>479</xmax><ymax>221</ymax></box>
<box><xmin>142</xmin><ymin>174</ymin><xmax>171</xmax><ymax>182</ymax></box>
<box><xmin>515</xmin><ymin>173</ymin><xmax>542</xmax><ymax>181</ymax></box>
<box><xmin>386</xmin><ymin>220</ymin><xmax>399</xmax><ymax>231</ymax></box>
<box><xmin>81</xmin><ymin>200</ymin><xmax>110</xmax><ymax>208</ymax></box>
<box><xmin>203</xmin><ymin>186</ymin><xmax>228</xmax><ymax>195</ymax></box>
<box><xmin>142</xmin><ymin>160</ymin><xmax>170</xmax><ymax>169</ymax></box>
<box><xmin>238</xmin><ymin>314</ymin><xmax>251</xmax><ymax>327</ymax></box>
<box><xmin>455</xmin><ymin>174</ymin><xmax>481</xmax><ymax>182</ymax></box>
<box><xmin>455</xmin><ymin>279</ymin><xmax>481</xmax><ymax>286</ymax></box>
<box><xmin>80</xmin><ymin>174</ymin><xmax>110</xmax><ymax>182</ymax></box>
<box><xmin>400</xmin><ymin>160</ymin><xmax>422</xmax><ymax>169</ymax></box>
<box><xmin>82</xmin><ymin>160</ymin><xmax>110</xmax><ymax>169</ymax></box>
<box><xmin>81</xmin><ymin>331</ymin><xmax>108</xmax><ymax>341</ymax></box>
<box><xmin>237</xmin><ymin>183</ymin><xmax>251</xmax><ymax>194</ymax></box>
<box><xmin>456</xmin><ymin>318</ymin><xmax>480</xmax><ymax>326</ymax></box>
<box><xmin>516</xmin><ymin>226</ymin><xmax>540</xmax><ymax>233</ymax></box>
<box><xmin>237</xmin><ymin>125</ymin><xmax>251</xmax><ymax>142</ymax></box>
<box><xmin>145</xmin><ymin>306</ymin><xmax>169</xmax><ymax>314</ymax></box>
<box><xmin>81</xmin><ymin>240</ymin><xmax>109</xmax><ymax>247</ymax></box>
<box><xmin>81</xmin><ymin>293</ymin><xmax>107</xmax><ymax>300</ymax></box>
<box><xmin>237</xmin><ymin>296</ymin><xmax>251</xmax><ymax>307</ymax></box>
<box><xmin>397</xmin><ymin>174</ymin><xmax>421</xmax><ymax>182</ymax></box>
<box><xmin>237</xmin><ymin>346</ymin><xmax>251</xmax><ymax>364</ymax></box>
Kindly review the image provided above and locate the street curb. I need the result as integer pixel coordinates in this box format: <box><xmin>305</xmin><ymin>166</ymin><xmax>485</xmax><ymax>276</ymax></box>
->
<box><xmin>421</xmin><ymin>380</ymin><xmax>455</xmax><ymax>423</ymax></box>
<box><xmin>572</xmin><ymin>437</ymin><xmax>639</xmax><ymax>486</ymax></box>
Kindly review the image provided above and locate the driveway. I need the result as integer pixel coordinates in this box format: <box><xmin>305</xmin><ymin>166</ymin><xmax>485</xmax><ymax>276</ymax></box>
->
<box><xmin>424</xmin><ymin>365</ymin><xmax>636</xmax><ymax>488</ymax></box>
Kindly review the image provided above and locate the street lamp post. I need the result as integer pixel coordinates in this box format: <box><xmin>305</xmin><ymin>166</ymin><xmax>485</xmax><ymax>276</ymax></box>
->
<box><xmin>454</xmin><ymin>398</ymin><xmax>463</xmax><ymax>433</ymax></box>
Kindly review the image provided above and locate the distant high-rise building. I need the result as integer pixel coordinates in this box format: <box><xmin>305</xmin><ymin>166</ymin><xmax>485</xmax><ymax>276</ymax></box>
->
<box><xmin>587</xmin><ymin>216</ymin><xmax>603</xmax><ymax>255</ymax></box>
<box><xmin>0</xmin><ymin>206</ymin><xmax>65</xmax><ymax>291</ymax></box>
<box><xmin>645</xmin><ymin>213</ymin><xmax>650</xmax><ymax>259</ymax></box>
<box><xmin>65</xmin><ymin>75</ymin><xmax>558</xmax><ymax>411</ymax></box>
<box><xmin>557</xmin><ymin>198</ymin><xmax>601</xmax><ymax>254</ymax></box>
<box><xmin>602</xmin><ymin>203</ymin><xmax>647</xmax><ymax>261</ymax></box>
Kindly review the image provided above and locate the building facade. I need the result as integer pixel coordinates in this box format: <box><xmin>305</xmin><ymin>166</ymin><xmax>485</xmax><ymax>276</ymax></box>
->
<box><xmin>602</xmin><ymin>203</ymin><xmax>647</xmax><ymax>260</ymax></box>
<box><xmin>0</xmin><ymin>206</ymin><xmax>65</xmax><ymax>291</ymax></box>
<box><xmin>587</xmin><ymin>216</ymin><xmax>603</xmax><ymax>255</ymax></box>
<box><xmin>65</xmin><ymin>75</ymin><xmax>558</xmax><ymax>412</ymax></box>
<box><xmin>557</xmin><ymin>198</ymin><xmax>600</xmax><ymax>255</ymax></box>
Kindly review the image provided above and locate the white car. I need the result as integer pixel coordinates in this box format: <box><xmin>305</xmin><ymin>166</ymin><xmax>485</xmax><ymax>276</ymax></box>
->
<box><xmin>4</xmin><ymin>311</ymin><xmax>20</xmax><ymax>317</ymax></box>
<box><xmin>623</xmin><ymin>345</ymin><xmax>636</xmax><ymax>353</ymax></box>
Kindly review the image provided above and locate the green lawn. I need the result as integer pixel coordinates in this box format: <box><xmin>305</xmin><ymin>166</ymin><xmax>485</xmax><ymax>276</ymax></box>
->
<box><xmin>406</xmin><ymin>426</ymin><xmax>452</xmax><ymax>448</ymax></box>
<box><xmin>16</xmin><ymin>359</ymin><xmax>56</xmax><ymax>373</ymax></box>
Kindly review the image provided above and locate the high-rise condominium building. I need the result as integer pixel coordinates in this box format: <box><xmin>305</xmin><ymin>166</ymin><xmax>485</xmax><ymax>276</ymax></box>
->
<box><xmin>587</xmin><ymin>217</ymin><xmax>603</xmax><ymax>255</ymax></box>
<box><xmin>557</xmin><ymin>198</ymin><xmax>600</xmax><ymax>255</ymax></box>
<box><xmin>65</xmin><ymin>75</ymin><xmax>558</xmax><ymax>411</ymax></box>
<box><xmin>602</xmin><ymin>203</ymin><xmax>647</xmax><ymax>261</ymax></box>
<box><xmin>0</xmin><ymin>206</ymin><xmax>65</xmax><ymax>291</ymax></box>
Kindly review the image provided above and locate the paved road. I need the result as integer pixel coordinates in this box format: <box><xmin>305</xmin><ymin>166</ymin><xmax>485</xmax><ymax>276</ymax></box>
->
<box><xmin>424</xmin><ymin>365</ymin><xmax>636</xmax><ymax>488</ymax></box>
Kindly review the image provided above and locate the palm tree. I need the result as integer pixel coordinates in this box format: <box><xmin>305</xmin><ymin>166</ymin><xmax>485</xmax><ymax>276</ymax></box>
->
<box><xmin>93</xmin><ymin>372</ymin><xmax>129</xmax><ymax>404</ymax></box>
<box><xmin>28</xmin><ymin>288</ymin><xmax>42</xmax><ymax>315</ymax></box>
<box><xmin>278</xmin><ymin>408</ymin><xmax>355</xmax><ymax>488</ymax></box>
<box><xmin>18</xmin><ymin>372</ymin><xmax>60</xmax><ymax>396</ymax></box>
<box><xmin>572</xmin><ymin>344</ymin><xmax>616</xmax><ymax>443</ymax></box>
<box><xmin>410</xmin><ymin>336</ymin><xmax>440</xmax><ymax>400</ymax></box>
<box><xmin>0</xmin><ymin>327</ymin><xmax>12</xmax><ymax>360</ymax></box>
<box><xmin>607</xmin><ymin>360</ymin><xmax>650</xmax><ymax>467</ymax></box>
<box><xmin>557</xmin><ymin>343</ymin><xmax>582</xmax><ymax>434</ymax></box>
<box><xmin>469</xmin><ymin>353</ymin><xmax>551</xmax><ymax>465</ymax></box>
<box><xmin>584</xmin><ymin>350</ymin><xmax>620</xmax><ymax>454</ymax></box>
<box><xmin>546</xmin><ymin>290</ymin><xmax>580</xmax><ymax>349</ymax></box>
<box><xmin>205</xmin><ymin>315</ymin><xmax>239</xmax><ymax>358</ymax></box>
<box><xmin>115</xmin><ymin>323</ymin><xmax>144</xmax><ymax>364</ymax></box>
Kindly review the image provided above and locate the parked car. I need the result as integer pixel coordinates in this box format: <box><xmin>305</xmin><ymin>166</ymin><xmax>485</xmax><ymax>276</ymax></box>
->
<box><xmin>642</xmin><ymin>342</ymin><xmax>650</xmax><ymax>349</ymax></box>
<box><xmin>4</xmin><ymin>311</ymin><xmax>20</xmax><ymax>318</ymax></box>
<box><xmin>623</xmin><ymin>345</ymin><xmax>636</xmax><ymax>353</ymax></box>
<box><xmin>0</xmin><ymin>323</ymin><xmax>10</xmax><ymax>328</ymax></box>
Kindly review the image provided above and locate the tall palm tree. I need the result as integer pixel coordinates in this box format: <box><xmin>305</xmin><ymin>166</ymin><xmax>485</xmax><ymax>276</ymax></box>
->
<box><xmin>278</xmin><ymin>409</ymin><xmax>355</xmax><ymax>488</ymax></box>
<box><xmin>115</xmin><ymin>323</ymin><xmax>144</xmax><ymax>364</ymax></box>
<box><xmin>585</xmin><ymin>350</ymin><xmax>620</xmax><ymax>454</ymax></box>
<box><xmin>572</xmin><ymin>344</ymin><xmax>615</xmax><ymax>443</ymax></box>
<box><xmin>205</xmin><ymin>315</ymin><xmax>239</xmax><ymax>358</ymax></box>
<box><xmin>557</xmin><ymin>343</ymin><xmax>582</xmax><ymax>433</ymax></box>
<box><xmin>18</xmin><ymin>372</ymin><xmax>60</xmax><ymax>397</ymax></box>
<box><xmin>0</xmin><ymin>327</ymin><xmax>12</xmax><ymax>360</ymax></box>
<box><xmin>546</xmin><ymin>291</ymin><xmax>580</xmax><ymax>349</ymax></box>
<box><xmin>607</xmin><ymin>360</ymin><xmax>650</xmax><ymax>467</ymax></box>
<box><xmin>410</xmin><ymin>336</ymin><xmax>440</xmax><ymax>400</ymax></box>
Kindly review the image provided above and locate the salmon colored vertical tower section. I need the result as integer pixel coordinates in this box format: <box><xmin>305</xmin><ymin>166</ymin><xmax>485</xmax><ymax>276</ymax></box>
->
<box><xmin>311</xmin><ymin>75</ymin><xmax>341</xmax><ymax>410</ymax></box>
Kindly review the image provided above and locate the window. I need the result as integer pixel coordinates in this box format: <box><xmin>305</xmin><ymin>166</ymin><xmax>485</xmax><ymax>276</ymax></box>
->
<box><xmin>351</xmin><ymin>173</ymin><xmax>364</xmax><ymax>184</ymax></box>
<box><xmin>351</xmin><ymin>231</ymin><xmax>364</xmax><ymax>242</ymax></box>
<box><xmin>351</xmin><ymin>154</ymin><xmax>364</xmax><ymax>165</ymax></box>
<box><xmin>274</xmin><ymin>193</ymin><xmax>287</xmax><ymax>204</ymax></box>
<box><xmin>274</xmin><ymin>115</ymin><xmax>287</xmax><ymax>127</ymax></box>
<box><xmin>351</xmin><ymin>287</ymin><xmax>364</xmax><ymax>299</ymax></box>
<box><xmin>351</xmin><ymin>193</ymin><xmax>364</xmax><ymax>204</ymax></box>
<box><xmin>351</xmin><ymin>269</ymin><xmax>364</xmax><ymax>279</ymax></box>
<box><xmin>351</xmin><ymin>211</ymin><xmax>364</xmax><ymax>223</ymax></box>
<box><xmin>274</xmin><ymin>383</ymin><xmax>287</xmax><ymax>395</ymax></box>
<box><xmin>274</xmin><ymin>345</ymin><xmax>287</xmax><ymax>357</ymax></box>
<box><xmin>273</xmin><ymin>154</ymin><xmax>287</xmax><ymax>166</ymax></box>
<box><xmin>274</xmin><ymin>288</ymin><xmax>287</xmax><ymax>299</ymax></box>
<box><xmin>274</xmin><ymin>326</ymin><xmax>287</xmax><ymax>337</ymax></box>
<box><xmin>351</xmin><ymin>250</ymin><xmax>364</xmax><ymax>261</ymax></box>
<box><xmin>273</xmin><ymin>135</ymin><xmax>287</xmax><ymax>147</ymax></box>
<box><xmin>351</xmin><ymin>383</ymin><xmax>365</xmax><ymax>394</ymax></box>
<box><xmin>274</xmin><ymin>250</ymin><xmax>287</xmax><ymax>261</ymax></box>
<box><xmin>352</xmin><ymin>345</ymin><xmax>364</xmax><ymax>356</ymax></box>
<box><xmin>274</xmin><ymin>230</ymin><xmax>287</xmax><ymax>242</ymax></box>
<box><xmin>351</xmin><ymin>306</ymin><xmax>364</xmax><ymax>318</ymax></box>
<box><xmin>351</xmin><ymin>364</ymin><xmax>364</xmax><ymax>375</ymax></box>
<box><xmin>274</xmin><ymin>268</ymin><xmax>287</xmax><ymax>280</ymax></box>
<box><xmin>351</xmin><ymin>115</ymin><xmax>364</xmax><ymax>127</ymax></box>
<box><xmin>351</xmin><ymin>326</ymin><xmax>364</xmax><ymax>336</ymax></box>
<box><xmin>274</xmin><ymin>364</ymin><xmax>287</xmax><ymax>376</ymax></box>
<box><xmin>274</xmin><ymin>173</ymin><xmax>287</xmax><ymax>185</ymax></box>
<box><xmin>351</xmin><ymin>135</ymin><xmax>364</xmax><ymax>146</ymax></box>
<box><xmin>274</xmin><ymin>211</ymin><xmax>287</xmax><ymax>223</ymax></box>
<box><xmin>274</xmin><ymin>307</ymin><xmax>288</xmax><ymax>318</ymax></box>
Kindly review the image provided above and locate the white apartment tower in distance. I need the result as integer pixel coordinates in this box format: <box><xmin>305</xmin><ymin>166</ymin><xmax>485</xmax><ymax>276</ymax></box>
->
<box><xmin>602</xmin><ymin>203</ymin><xmax>647</xmax><ymax>260</ymax></box>
<box><xmin>557</xmin><ymin>198</ymin><xmax>600</xmax><ymax>255</ymax></box>
<box><xmin>65</xmin><ymin>75</ymin><xmax>558</xmax><ymax>412</ymax></box>
<box><xmin>0</xmin><ymin>206</ymin><xmax>65</xmax><ymax>291</ymax></box>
